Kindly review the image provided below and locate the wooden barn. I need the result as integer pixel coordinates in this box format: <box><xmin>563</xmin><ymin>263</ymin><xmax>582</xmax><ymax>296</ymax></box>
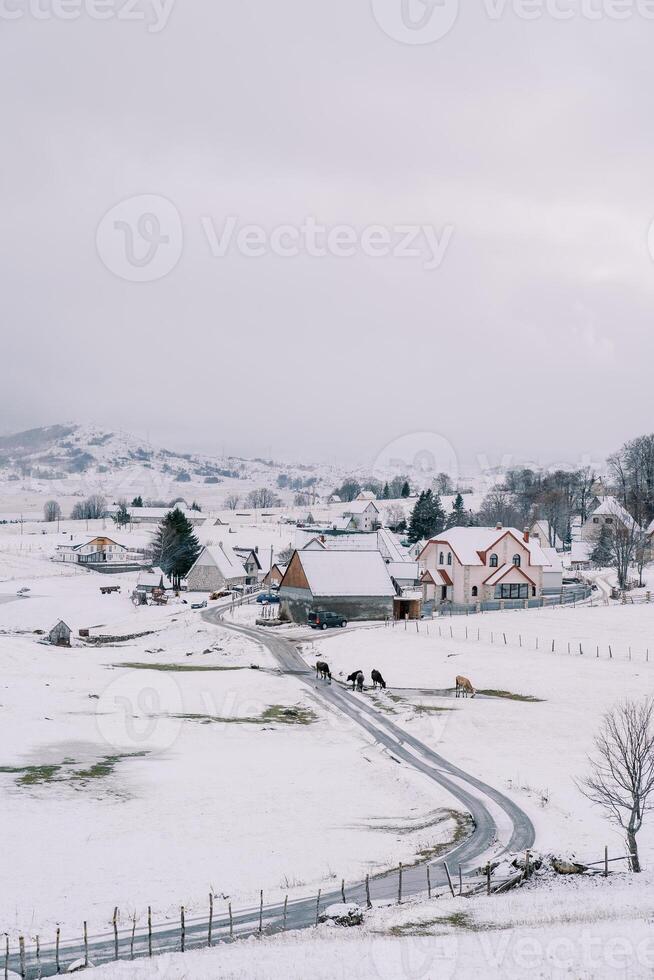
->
<box><xmin>278</xmin><ymin>550</ymin><xmax>396</xmax><ymax>623</ymax></box>
<box><xmin>48</xmin><ymin>620</ymin><xmax>72</xmax><ymax>647</ymax></box>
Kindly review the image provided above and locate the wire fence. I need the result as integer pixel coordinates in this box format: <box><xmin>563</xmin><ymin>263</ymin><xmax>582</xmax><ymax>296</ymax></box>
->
<box><xmin>3</xmin><ymin>847</ymin><xmax>635</xmax><ymax>978</ymax></box>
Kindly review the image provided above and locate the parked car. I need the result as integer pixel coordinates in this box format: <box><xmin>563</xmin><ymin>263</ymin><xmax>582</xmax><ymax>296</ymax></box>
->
<box><xmin>191</xmin><ymin>599</ymin><xmax>208</xmax><ymax>609</ymax></box>
<box><xmin>308</xmin><ymin>610</ymin><xmax>347</xmax><ymax>630</ymax></box>
<box><xmin>257</xmin><ymin>592</ymin><xmax>280</xmax><ymax>604</ymax></box>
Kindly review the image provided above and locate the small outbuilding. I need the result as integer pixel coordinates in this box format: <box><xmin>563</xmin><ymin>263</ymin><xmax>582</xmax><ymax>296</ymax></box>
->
<box><xmin>48</xmin><ymin>620</ymin><xmax>72</xmax><ymax>647</ymax></box>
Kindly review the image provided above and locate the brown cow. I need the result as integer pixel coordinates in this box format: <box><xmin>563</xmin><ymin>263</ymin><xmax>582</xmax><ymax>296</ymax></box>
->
<box><xmin>456</xmin><ymin>675</ymin><xmax>475</xmax><ymax>698</ymax></box>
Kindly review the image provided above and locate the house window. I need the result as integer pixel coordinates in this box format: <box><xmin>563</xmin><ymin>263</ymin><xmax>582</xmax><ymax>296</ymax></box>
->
<box><xmin>439</xmin><ymin>552</ymin><xmax>444</xmax><ymax>565</ymax></box>
<box><xmin>512</xmin><ymin>554</ymin><xmax>521</xmax><ymax>568</ymax></box>
<box><xmin>606</xmin><ymin>518</ymin><xmax>613</xmax><ymax>524</ymax></box>
<box><xmin>593</xmin><ymin>517</ymin><xmax>599</xmax><ymax>523</ymax></box>
<box><xmin>489</xmin><ymin>554</ymin><xmax>498</xmax><ymax>568</ymax></box>
<box><xmin>472</xmin><ymin>586</ymin><xmax>478</xmax><ymax>598</ymax></box>
<box><xmin>447</xmin><ymin>553</ymin><xmax>452</xmax><ymax>566</ymax></box>
<box><xmin>495</xmin><ymin>583</ymin><xmax>528</xmax><ymax>599</ymax></box>
<box><xmin>532</xmin><ymin>586</ymin><xmax>536</xmax><ymax>597</ymax></box>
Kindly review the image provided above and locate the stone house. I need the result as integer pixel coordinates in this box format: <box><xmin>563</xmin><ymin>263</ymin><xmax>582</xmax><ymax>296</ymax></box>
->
<box><xmin>186</xmin><ymin>543</ymin><xmax>247</xmax><ymax>592</ymax></box>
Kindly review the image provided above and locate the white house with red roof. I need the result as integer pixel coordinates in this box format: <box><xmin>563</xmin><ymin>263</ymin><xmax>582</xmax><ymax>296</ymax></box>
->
<box><xmin>418</xmin><ymin>525</ymin><xmax>551</xmax><ymax>607</ymax></box>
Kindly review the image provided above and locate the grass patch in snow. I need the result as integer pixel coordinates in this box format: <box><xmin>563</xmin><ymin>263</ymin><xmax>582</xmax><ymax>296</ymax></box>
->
<box><xmin>478</xmin><ymin>689</ymin><xmax>544</xmax><ymax>702</ymax></box>
<box><xmin>387</xmin><ymin>910</ymin><xmax>498</xmax><ymax>936</ymax></box>
<box><xmin>0</xmin><ymin>752</ymin><xmax>147</xmax><ymax>788</ymax></box>
<box><xmin>170</xmin><ymin>705</ymin><xmax>317</xmax><ymax>726</ymax></box>
<box><xmin>412</xmin><ymin>704</ymin><xmax>456</xmax><ymax>715</ymax></box>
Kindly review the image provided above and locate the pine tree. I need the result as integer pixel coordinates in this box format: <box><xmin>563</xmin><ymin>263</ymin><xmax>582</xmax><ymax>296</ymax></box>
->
<box><xmin>446</xmin><ymin>493</ymin><xmax>468</xmax><ymax>529</ymax></box>
<box><xmin>590</xmin><ymin>525</ymin><xmax>613</xmax><ymax>567</ymax></box>
<box><xmin>407</xmin><ymin>490</ymin><xmax>445</xmax><ymax>542</ymax></box>
<box><xmin>407</xmin><ymin>492</ymin><xmax>426</xmax><ymax>543</ymax></box>
<box><xmin>112</xmin><ymin>500</ymin><xmax>130</xmax><ymax>529</ymax></box>
<box><xmin>382</xmin><ymin>482</ymin><xmax>390</xmax><ymax>500</ymax></box>
<box><xmin>131</xmin><ymin>495</ymin><xmax>143</xmax><ymax>507</ymax></box>
<box><xmin>151</xmin><ymin>508</ymin><xmax>201</xmax><ymax>588</ymax></box>
<box><xmin>401</xmin><ymin>481</ymin><xmax>411</xmax><ymax>498</ymax></box>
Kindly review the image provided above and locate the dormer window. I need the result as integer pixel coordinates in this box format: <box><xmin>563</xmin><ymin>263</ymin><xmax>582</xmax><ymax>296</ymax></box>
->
<box><xmin>447</xmin><ymin>552</ymin><xmax>452</xmax><ymax>566</ymax></box>
<box><xmin>513</xmin><ymin>554</ymin><xmax>521</xmax><ymax>567</ymax></box>
<box><xmin>489</xmin><ymin>554</ymin><xmax>499</xmax><ymax>568</ymax></box>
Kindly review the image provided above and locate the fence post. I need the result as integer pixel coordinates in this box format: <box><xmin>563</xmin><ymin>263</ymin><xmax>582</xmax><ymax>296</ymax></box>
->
<box><xmin>609</xmin><ymin>645</ymin><xmax>613</xmax><ymax>659</ymax></box>
<box><xmin>181</xmin><ymin>907</ymin><xmax>185</xmax><ymax>953</ymax></box>
<box><xmin>113</xmin><ymin>907</ymin><xmax>118</xmax><ymax>960</ymax></box>
<box><xmin>56</xmin><ymin>926</ymin><xmax>60</xmax><ymax>974</ymax></box>
<box><xmin>459</xmin><ymin>865</ymin><xmax>463</xmax><ymax>896</ymax></box>
<box><xmin>604</xmin><ymin>846</ymin><xmax>609</xmax><ymax>877</ymax></box>
<box><xmin>315</xmin><ymin>890</ymin><xmax>321</xmax><ymax>927</ymax></box>
<box><xmin>18</xmin><ymin>938</ymin><xmax>25</xmax><ymax>980</ymax></box>
<box><xmin>84</xmin><ymin>921</ymin><xmax>89</xmax><ymax>968</ymax></box>
<box><xmin>398</xmin><ymin>863</ymin><xmax>403</xmax><ymax>905</ymax></box>
<box><xmin>5</xmin><ymin>934</ymin><xmax>10</xmax><ymax>980</ymax></box>
<box><xmin>130</xmin><ymin>914</ymin><xmax>136</xmax><ymax>959</ymax></box>
<box><xmin>207</xmin><ymin>895</ymin><xmax>213</xmax><ymax>948</ymax></box>
<box><xmin>444</xmin><ymin>863</ymin><xmax>455</xmax><ymax>898</ymax></box>
<box><xmin>486</xmin><ymin>864</ymin><xmax>491</xmax><ymax>896</ymax></box>
<box><xmin>283</xmin><ymin>895</ymin><xmax>288</xmax><ymax>931</ymax></box>
<box><xmin>365</xmin><ymin>875</ymin><xmax>372</xmax><ymax>909</ymax></box>
<box><xmin>229</xmin><ymin>902</ymin><xmax>233</xmax><ymax>938</ymax></box>
<box><xmin>259</xmin><ymin>891</ymin><xmax>263</xmax><ymax>935</ymax></box>
<box><xmin>341</xmin><ymin>879</ymin><xmax>346</xmax><ymax>904</ymax></box>
<box><xmin>427</xmin><ymin>865</ymin><xmax>432</xmax><ymax>899</ymax></box>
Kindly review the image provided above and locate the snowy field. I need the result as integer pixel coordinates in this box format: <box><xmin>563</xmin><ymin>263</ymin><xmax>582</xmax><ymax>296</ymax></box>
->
<box><xmin>0</xmin><ymin>569</ymin><xmax>458</xmax><ymax>943</ymax></box>
<box><xmin>87</xmin><ymin>870</ymin><xmax>654</xmax><ymax>979</ymax></box>
<box><xmin>305</xmin><ymin>604</ymin><xmax>654</xmax><ymax>867</ymax></box>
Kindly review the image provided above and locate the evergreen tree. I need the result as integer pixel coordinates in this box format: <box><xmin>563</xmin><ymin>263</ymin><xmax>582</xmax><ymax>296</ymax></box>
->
<box><xmin>382</xmin><ymin>482</ymin><xmax>390</xmax><ymax>499</ymax></box>
<box><xmin>590</xmin><ymin>525</ymin><xmax>613</xmax><ymax>567</ymax></box>
<box><xmin>112</xmin><ymin>500</ymin><xmax>131</xmax><ymax>529</ymax></box>
<box><xmin>401</xmin><ymin>480</ymin><xmax>411</xmax><ymax>498</ymax></box>
<box><xmin>151</xmin><ymin>508</ymin><xmax>201</xmax><ymax>588</ymax></box>
<box><xmin>407</xmin><ymin>490</ymin><xmax>445</xmax><ymax>543</ymax></box>
<box><xmin>131</xmin><ymin>495</ymin><xmax>143</xmax><ymax>507</ymax></box>
<box><xmin>446</xmin><ymin>493</ymin><xmax>469</xmax><ymax>529</ymax></box>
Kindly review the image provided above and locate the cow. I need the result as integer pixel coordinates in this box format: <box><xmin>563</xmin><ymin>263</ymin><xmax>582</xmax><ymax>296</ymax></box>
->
<box><xmin>347</xmin><ymin>670</ymin><xmax>364</xmax><ymax>691</ymax></box>
<box><xmin>371</xmin><ymin>669</ymin><xmax>386</xmax><ymax>690</ymax></box>
<box><xmin>316</xmin><ymin>661</ymin><xmax>332</xmax><ymax>682</ymax></box>
<box><xmin>455</xmin><ymin>675</ymin><xmax>475</xmax><ymax>698</ymax></box>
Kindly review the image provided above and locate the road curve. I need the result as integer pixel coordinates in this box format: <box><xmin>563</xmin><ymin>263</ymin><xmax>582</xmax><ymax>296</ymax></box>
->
<box><xmin>11</xmin><ymin>608</ymin><xmax>535</xmax><ymax>977</ymax></box>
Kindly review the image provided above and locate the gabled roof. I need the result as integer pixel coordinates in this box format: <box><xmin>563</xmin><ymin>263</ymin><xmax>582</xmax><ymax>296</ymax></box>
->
<box><xmin>589</xmin><ymin>497</ymin><xmax>639</xmax><ymax>531</ymax></box>
<box><xmin>342</xmin><ymin>500</ymin><xmax>380</xmax><ymax>515</ymax></box>
<box><xmin>419</xmin><ymin>527</ymin><xmax>549</xmax><ymax>568</ymax></box>
<box><xmin>484</xmin><ymin>563</ymin><xmax>535</xmax><ymax>587</ymax></box>
<box><xmin>284</xmin><ymin>550</ymin><xmax>395</xmax><ymax>598</ymax></box>
<box><xmin>188</xmin><ymin>543</ymin><xmax>246</xmax><ymax>582</ymax></box>
<box><xmin>421</xmin><ymin>569</ymin><xmax>453</xmax><ymax>587</ymax></box>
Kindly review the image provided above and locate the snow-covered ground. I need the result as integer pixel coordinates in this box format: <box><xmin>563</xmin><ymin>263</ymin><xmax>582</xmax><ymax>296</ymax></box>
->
<box><xmin>0</xmin><ymin>566</ymin><xmax>458</xmax><ymax>943</ymax></box>
<box><xmin>87</xmin><ymin>869</ymin><xmax>654</xmax><ymax>979</ymax></box>
<box><xmin>305</xmin><ymin>604</ymin><xmax>654</xmax><ymax>868</ymax></box>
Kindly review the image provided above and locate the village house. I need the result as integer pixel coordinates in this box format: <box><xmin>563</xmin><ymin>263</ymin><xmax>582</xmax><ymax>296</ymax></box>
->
<box><xmin>47</xmin><ymin>620</ymin><xmax>72</xmax><ymax>647</ymax></box>
<box><xmin>529</xmin><ymin>519</ymin><xmax>564</xmax><ymax>551</ymax></box>
<box><xmin>186</xmin><ymin>542</ymin><xmax>248</xmax><ymax>593</ymax></box>
<box><xmin>54</xmin><ymin>536</ymin><xmax>145</xmax><ymax>568</ymax></box>
<box><xmin>232</xmin><ymin>547</ymin><xmax>262</xmax><ymax>587</ymax></box>
<box><xmin>355</xmin><ymin>490</ymin><xmax>377</xmax><ymax>502</ymax></box>
<box><xmin>581</xmin><ymin>497</ymin><xmax>639</xmax><ymax>543</ymax></box>
<box><xmin>263</xmin><ymin>563</ymin><xmax>287</xmax><ymax>589</ymax></box>
<box><xmin>279</xmin><ymin>549</ymin><xmax>396</xmax><ymax>623</ymax></box>
<box><xmin>341</xmin><ymin>500</ymin><xmax>380</xmax><ymax>532</ymax></box>
<box><xmin>136</xmin><ymin>568</ymin><xmax>173</xmax><ymax>592</ymax></box>
<box><xmin>419</xmin><ymin>525</ymin><xmax>551</xmax><ymax>609</ymax></box>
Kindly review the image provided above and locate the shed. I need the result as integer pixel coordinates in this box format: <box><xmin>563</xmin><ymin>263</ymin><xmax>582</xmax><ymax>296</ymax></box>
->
<box><xmin>279</xmin><ymin>550</ymin><xmax>395</xmax><ymax>623</ymax></box>
<box><xmin>48</xmin><ymin>620</ymin><xmax>72</xmax><ymax>647</ymax></box>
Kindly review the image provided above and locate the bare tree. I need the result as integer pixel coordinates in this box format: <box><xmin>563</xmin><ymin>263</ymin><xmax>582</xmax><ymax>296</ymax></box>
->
<box><xmin>247</xmin><ymin>488</ymin><xmax>280</xmax><ymax>509</ymax></box>
<box><xmin>385</xmin><ymin>504</ymin><xmax>406</xmax><ymax>530</ymax></box>
<box><xmin>607</xmin><ymin>522</ymin><xmax>639</xmax><ymax>590</ymax></box>
<box><xmin>70</xmin><ymin>494</ymin><xmax>107</xmax><ymax>520</ymax></box>
<box><xmin>225</xmin><ymin>493</ymin><xmax>240</xmax><ymax>510</ymax></box>
<box><xmin>43</xmin><ymin>500</ymin><xmax>61</xmax><ymax>523</ymax></box>
<box><xmin>579</xmin><ymin>699</ymin><xmax>654</xmax><ymax>872</ymax></box>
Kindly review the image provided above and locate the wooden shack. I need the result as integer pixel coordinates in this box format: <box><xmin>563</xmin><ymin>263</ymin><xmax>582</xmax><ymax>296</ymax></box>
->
<box><xmin>48</xmin><ymin>620</ymin><xmax>72</xmax><ymax>647</ymax></box>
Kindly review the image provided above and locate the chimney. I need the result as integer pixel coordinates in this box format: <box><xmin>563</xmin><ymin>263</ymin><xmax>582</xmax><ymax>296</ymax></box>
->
<box><xmin>495</xmin><ymin>523</ymin><xmax>502</xmax><ymax>530</ymax></box>
<box><xmin>523</xmin><ymin>528</ymin><xmax>530</xmax><ymax>542</ymax></box>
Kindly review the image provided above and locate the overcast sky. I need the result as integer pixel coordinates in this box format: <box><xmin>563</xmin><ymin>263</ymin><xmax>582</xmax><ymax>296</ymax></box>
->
<box><xmin>1</xmin><ymin>1</ymin><xmax>652</xmax><ymax>472</ymax></box>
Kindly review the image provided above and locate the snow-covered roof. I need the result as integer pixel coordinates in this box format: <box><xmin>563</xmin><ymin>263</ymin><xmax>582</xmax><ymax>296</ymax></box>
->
<box><xmin>356</xmin><ymin>491</ymin><xmax>377</xmax><ymax>501</ymax></box>
<box><xmin>421</xmin><ymin>527</ymin><xmax>550</xmax><ymax>568</ymax></box>
<box><xmin>387</xmin><ymin>561</ymin><xmax>419</xmax><ymax>581</ymax></box>
<box><xmin>188</xmin><ymin>543</ymin><xmax>246</xmax><ymax>581</ymax></box>
<box><xmin>377</xmin><ymin>528</ymin><xmax>408</xmax><ymax>563</ymax></box>
<box><xmin>569</xmin><ymin>541</ymin><xmax>592</xmax><ymax>563</ymax></box>
<box><xmin>137</xmin><ymin>567</ymin><xmax>172</xmax><ymax>589</ymax></box>
<box><xmin>293</xmin><ymin>550</ymin><xmax>396</xmax><ymax>598</ymax></box>
<box><xmin>342</xmin><ymin>500</ymin><xmax>380</xmax><ymax>515</ymax></box>
<box><xmin>541</xmin><ymin>547</ymin><xmax>563</xmax><ymax>572</ymax></box>
<box><xmin>589</xmin><ymin>498</ymin><xmax>639</xmax><ymax>531</ymax></box>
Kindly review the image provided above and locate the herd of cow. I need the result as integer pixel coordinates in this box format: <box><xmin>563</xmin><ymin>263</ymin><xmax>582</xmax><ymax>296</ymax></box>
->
<box><xmin>314</xmin><ymin>661</ymin><xmax>476</xmax><ymax>699</ymax></box>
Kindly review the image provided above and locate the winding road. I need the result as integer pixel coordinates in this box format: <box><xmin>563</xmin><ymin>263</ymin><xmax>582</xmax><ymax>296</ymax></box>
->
<box><xmin>11</xmin><ymin>606</ymin><xmax>535</xmax><ymax>977</ymax></box>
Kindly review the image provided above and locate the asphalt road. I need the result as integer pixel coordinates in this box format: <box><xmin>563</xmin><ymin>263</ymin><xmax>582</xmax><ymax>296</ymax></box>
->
<box><xmin>10</xmin><ymin>607</ymin><xmax>535</xmax><ymax>977</ymax></box>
